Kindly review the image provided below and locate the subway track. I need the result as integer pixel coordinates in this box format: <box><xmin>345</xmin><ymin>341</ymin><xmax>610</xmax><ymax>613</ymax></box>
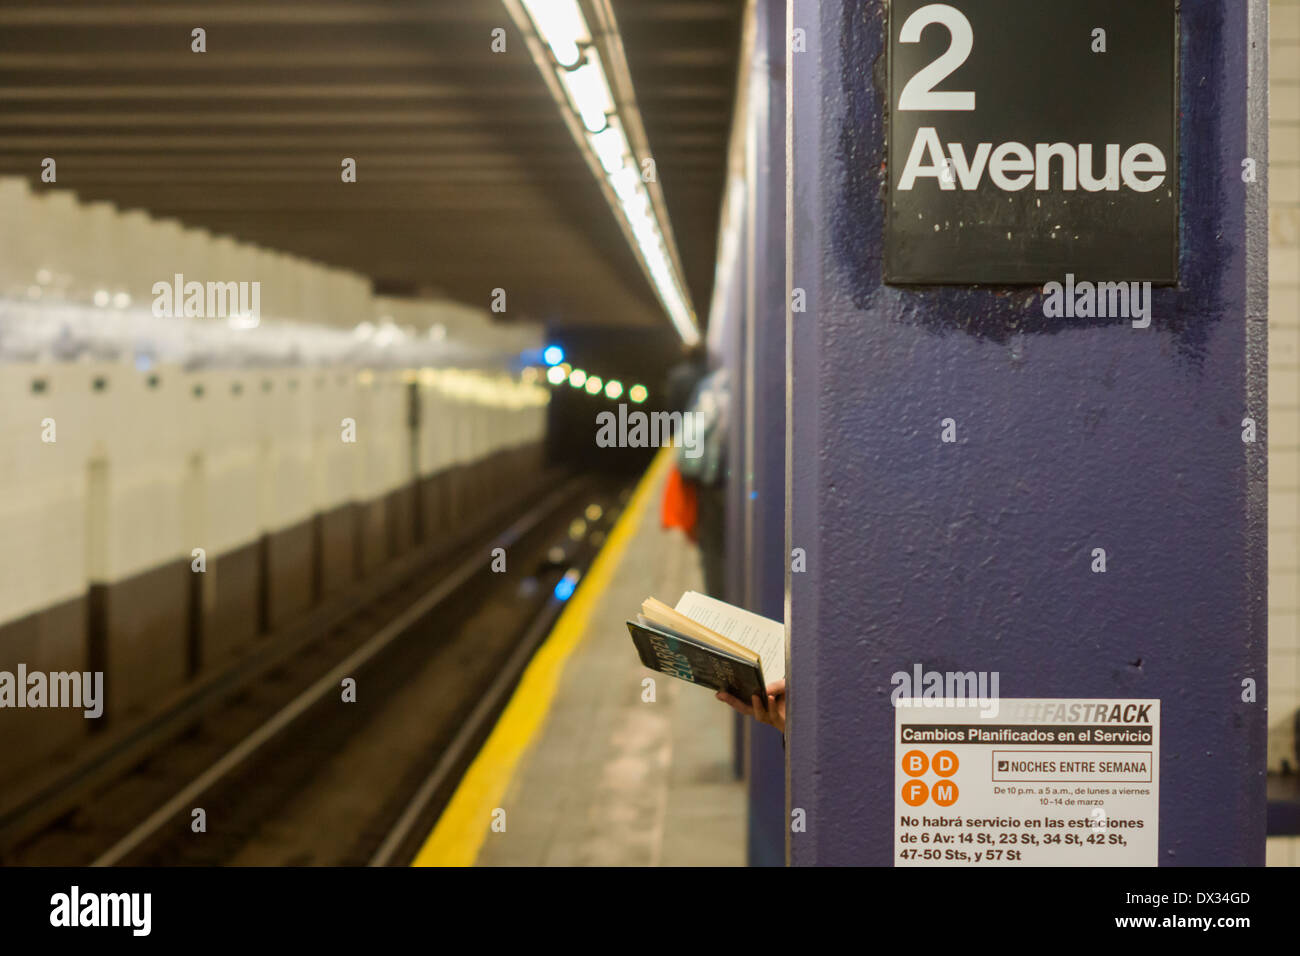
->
<box><xmin>1</xmin><ymin>473</ymin><xmax>631</xmax><ymax>866</ymax></box>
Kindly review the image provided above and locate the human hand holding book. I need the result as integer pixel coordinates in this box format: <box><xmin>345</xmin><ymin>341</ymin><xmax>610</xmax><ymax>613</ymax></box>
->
<box><xmin>716</xmin><ymin>679</ymin><xmax>785</xmax><ymax>733</ymax></box>
<box><xmin>625</xmin><ymin>591</ymin><xmax>786</xmax><ymax>732</ymax></box>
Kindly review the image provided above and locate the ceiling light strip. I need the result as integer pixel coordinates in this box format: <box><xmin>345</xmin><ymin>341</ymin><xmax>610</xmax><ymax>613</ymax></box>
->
<box><xmin>504</xmin><ymin>0</ymin><xmax>700</xmax><ymax>345</ymax></box>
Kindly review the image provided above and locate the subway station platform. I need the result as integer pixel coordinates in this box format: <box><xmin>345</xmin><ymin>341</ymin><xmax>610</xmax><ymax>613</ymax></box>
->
<box><xmin>413</xmin><ymin>451</ymin><xmax>746</xmax><ymax>867</ymax></box>
<box><xmin>0</xmin><ymin>0</ymin><xmax>1288</xmax><ymax>887</ymax></box>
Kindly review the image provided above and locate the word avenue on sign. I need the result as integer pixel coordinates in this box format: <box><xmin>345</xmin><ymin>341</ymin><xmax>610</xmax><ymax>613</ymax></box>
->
<box><xmin>885</xmin><ymin>0</ymin><xmax>1179</xmax><ymax>284</ymax></box>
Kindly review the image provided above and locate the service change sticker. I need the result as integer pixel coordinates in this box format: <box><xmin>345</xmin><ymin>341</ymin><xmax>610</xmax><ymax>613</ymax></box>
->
<box><xmin>894</xmin><ymin>698</ymin><xmax>1159</xmax><ymax>866</ymax></box>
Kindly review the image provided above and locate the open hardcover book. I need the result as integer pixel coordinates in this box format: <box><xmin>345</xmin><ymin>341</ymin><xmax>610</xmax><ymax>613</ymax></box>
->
<box><xmin>626</xmin><ymin>591</ymin><xmax>784</xmax><ymax>710</ymax></box>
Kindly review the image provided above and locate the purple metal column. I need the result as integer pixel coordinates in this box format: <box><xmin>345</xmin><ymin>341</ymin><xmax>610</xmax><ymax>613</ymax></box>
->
<box><xmin>785</xmin><ymin>0</ymin><xmax>1268</xmax><ymax>865</ymax></box>
<box><xmin>743</xmin><ymin>0</ymin><xmax>789</xmax><ymax>867</ymax></box>
<box><xmin>720</xmin><ymin>177</ymin><xmax>749</xmax><ymax>780</ymax></box>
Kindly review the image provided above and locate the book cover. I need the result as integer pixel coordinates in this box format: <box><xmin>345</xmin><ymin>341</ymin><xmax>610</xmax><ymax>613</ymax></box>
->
<box><xmin>626</xmin><ymin>619</ymin><xmax>768</xmax><ymax>709</ymax></box>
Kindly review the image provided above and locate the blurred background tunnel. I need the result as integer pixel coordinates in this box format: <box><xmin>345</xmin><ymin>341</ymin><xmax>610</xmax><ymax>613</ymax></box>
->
<box><xmin>0</xmin><ymin>0</ymin><xmax>745</xmax><ymax>865</ymax></box>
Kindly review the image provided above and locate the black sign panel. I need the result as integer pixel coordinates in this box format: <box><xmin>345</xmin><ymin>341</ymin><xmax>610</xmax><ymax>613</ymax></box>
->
<box><xmin>885</xmin><ymin>0</ymin><xmax>1178</xmax><ymax>284</ymax></box>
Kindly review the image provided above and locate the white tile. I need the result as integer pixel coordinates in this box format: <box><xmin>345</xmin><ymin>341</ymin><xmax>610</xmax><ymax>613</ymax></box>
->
<box><xmin>1276</xmin><ymin>84</ymin><xmax>1300</xmax><ymax>128</ymax></box>
<box><xmin>1273</xmin><ymin>125</ymin><xmax>1300</xmax><ymax>165</ymax></box>
<box><xmin>1271</xmin><ymin>412</ymin><xmax>1300</xmax><ymax>453</ymax></box>
<box><xmin>1276</xmin><ymin>166</ymin><xmax>1300</xmax><ymax>205</ymax></box>
<box><xmin>1277</xmin><ymin>5</ymin><xmax>1300</xmax><ymax>43</ymax></box>
<box><xmin>1273</xmin><ymin>244</ymin><xmax>1300</xmax><ymax>285</ymax></box>
<box><xmin>1266</xmin><ymin>836</ymin><xmax>1296</xmax><ymax>867</ymax></box>
<box><xmin>1271</xmin><ymin>318</ymin><xmax>1300</xmax><ymax>367</ymax></box>
<box><xmin>1272</xmin><ymin>205</ymin><xmax>1300</xmax><ymax>249</ymax></box>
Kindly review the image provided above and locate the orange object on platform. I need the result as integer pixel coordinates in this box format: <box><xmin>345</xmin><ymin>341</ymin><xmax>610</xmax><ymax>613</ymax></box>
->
<box><xmin>660</xmin><ymin>465</ymin><xmax>698</xmax><ymax>541</ymax></box>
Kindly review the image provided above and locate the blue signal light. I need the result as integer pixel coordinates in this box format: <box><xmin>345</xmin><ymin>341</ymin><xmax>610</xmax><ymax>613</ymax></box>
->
<box><xmin>553</xmin><ymin>570</ymin><xmax>580</xmax><ymax>601</ymax></box>
<box><xmin>543</xmin><ymin>345</ymin><xmax>565</xmax><ymax>366</ymax></box>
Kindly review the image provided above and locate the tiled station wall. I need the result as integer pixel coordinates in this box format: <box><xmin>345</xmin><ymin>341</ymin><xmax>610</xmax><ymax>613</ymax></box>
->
<box><xmin>0</xmin><ymin>181</ymin><xmax>549</xmax><ymax>782</ymax></box>
<box><xmin>1268</xmin><ymin>0</ymin><xmax>1299</xmax><ymax>866</ymax></box>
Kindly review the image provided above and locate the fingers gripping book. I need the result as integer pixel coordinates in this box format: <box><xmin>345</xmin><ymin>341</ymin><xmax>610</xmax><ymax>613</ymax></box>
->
<box><xmin>625</xmin><ymin>591</ymin><xmax>784</xmax><ymax>710</ymax></box>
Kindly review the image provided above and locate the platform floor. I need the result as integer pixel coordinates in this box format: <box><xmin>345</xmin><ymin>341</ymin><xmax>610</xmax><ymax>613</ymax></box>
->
<box><xmin>417</xmin><ymin>451</ymin><xmax>746</xmax><ymax>867</ymax></box>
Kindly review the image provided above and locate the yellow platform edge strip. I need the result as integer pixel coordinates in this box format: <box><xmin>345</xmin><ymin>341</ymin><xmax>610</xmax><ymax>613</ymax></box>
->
<box><xmin>411</xmin><ymin>447</ymin><xmax>674</xmax><ymax>867</ymax></box>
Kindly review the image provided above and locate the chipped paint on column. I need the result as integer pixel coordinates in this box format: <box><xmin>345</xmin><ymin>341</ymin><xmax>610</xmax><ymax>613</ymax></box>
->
<box><xmin>786</xmin><ymin>0</ymin><xmax>1267</xmax><ymax>865</ymax></box>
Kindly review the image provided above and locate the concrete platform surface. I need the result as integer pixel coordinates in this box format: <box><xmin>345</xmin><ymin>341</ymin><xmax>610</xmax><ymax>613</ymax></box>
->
<box><xmin>473</xmin><ymin>456</ymin><xmax>746</xmax><ymax>866</ymax></box>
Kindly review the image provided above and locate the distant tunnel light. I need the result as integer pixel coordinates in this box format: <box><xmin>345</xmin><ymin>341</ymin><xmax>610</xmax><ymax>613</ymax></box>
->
<box><xmin>519</xmin><ymin>0</ymin><xmax>589</xmax><ymax>68</ymax></box>
<box><xmin>584</xmin><ymin>375</ymin><xmax>603</xmax><ymax>395</ymax></box>
<box><xmin>546</xmin><ymin>365</ymin><xmax>568</xmax><ymax>385</ymax></box>
<box><xmin>568</xmin><ymin>368</ymin><xmax>587</xmax><ymax>388</ymax></box>
<box><xmin>628</xmin><ymin>383</ymin><xmax>648</xmax><ymax>403</ymax></box>
<box><xmin>509</xmin><ymin>0</ymin><xmax>700</xmax><ymax>347</ymax></box>
<box><xmin>543</xmin><ymin>344</ymin><xmax>565</xmax><ymax>365</ymax></box>
<box><xmin>604</xmin><ymin>379</ymin><xmax>623</xmax><ymax>400</ymax></box>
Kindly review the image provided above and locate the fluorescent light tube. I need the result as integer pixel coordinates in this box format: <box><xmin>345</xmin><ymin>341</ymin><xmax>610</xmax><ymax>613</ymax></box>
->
<box><xmin>519</xmin><ymin>0</ymin><xmax>589</xmax><ymax>67</ymax></box>
<box><xmin>559</xmin><ymin>54</ymin><xmax>615</xmax><ymax>133</ymax></box>
<box><xmin>589</xmin><ymin>123</ymin><xmax>632</xmax><ymax>175</ymax></box>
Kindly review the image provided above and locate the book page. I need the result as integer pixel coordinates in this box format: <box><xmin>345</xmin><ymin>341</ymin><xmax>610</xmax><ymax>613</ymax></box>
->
<box><xmin>673</xmin><ymin>591</ymin><xmax>785</xmax><ymax>684</ymax></box>
<box><xmin>640</xmin><ymin>599</ymin><xmax>758</xmax><ymax>664</ymax></box>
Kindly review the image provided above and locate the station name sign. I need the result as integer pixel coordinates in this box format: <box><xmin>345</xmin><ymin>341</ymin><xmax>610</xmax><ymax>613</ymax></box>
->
<box><xmin>885</xmin><ymin>1</ymin><xmax>1179</xmax><ymax>285</ymax></box>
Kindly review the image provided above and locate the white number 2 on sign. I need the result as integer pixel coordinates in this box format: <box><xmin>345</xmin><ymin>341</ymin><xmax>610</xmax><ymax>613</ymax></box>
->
<box><xmin>897</xmin><ymin>3</ymin><xmax>975</xmax><ymax>111</ymax></box>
